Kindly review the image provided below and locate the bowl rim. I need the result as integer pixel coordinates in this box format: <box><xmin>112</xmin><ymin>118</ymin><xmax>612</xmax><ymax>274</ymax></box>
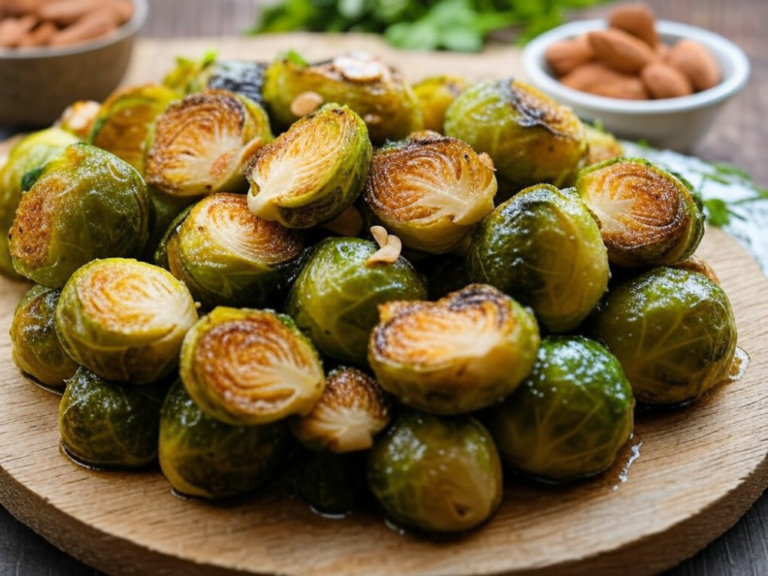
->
<box><xmin>522</xmin><ymin>19</ymin><xmax>751</xmax><ymax>115</ymax></box>
<box><xmin>0</xmin><ymin>0</ymin><xmax>148</xmax><ymax>59</ymax></box>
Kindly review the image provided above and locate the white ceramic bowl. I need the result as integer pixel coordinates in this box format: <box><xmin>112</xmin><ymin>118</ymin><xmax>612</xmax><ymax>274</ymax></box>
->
<box><xmin>522</xmin><ymin>20</ymin><xmax>750</xmax><ymax>151</ymax></box>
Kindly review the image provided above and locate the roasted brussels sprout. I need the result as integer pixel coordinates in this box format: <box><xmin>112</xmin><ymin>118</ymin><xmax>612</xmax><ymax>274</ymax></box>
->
<box><xmin>413</xmin><ymin>75</ymin><xmax>469</xmax><ymax>133</ymax></box>
<box><xmin>286</xmin><ymin>237</ymin><xmax>427</xmax><ymax>366</ymax></box>
<box><xmin>296</xmin><ymin>450</ymin><xmax>368</xmax><ymax>516</ymax></box>
<box><xmin>10</xmin><ymin>285</ymin><xmax>78</xmax><ymax>389</ymax></box>
<box><xmin>363</xmin><ymin>131</ymin><xmax>496</xmax><ymax>254</ymax></box>
<box><xmin>369</xmin><ymin>284</ymin><xmax>539</xmax><ymax>415</ymax></box>
<box><xmin>291</xmin><ymin>367</ymin><xmax>390</xmax><ymax>453</ymax></box>
<box><xmin>247</xmin><ymin>103</ymin><xmax>372</xmax><ymax>229</ymax></box>
<box><xmin>59</xmin><ymin>367</ymin><xmax>168</xmax><ymax>469</ymax></box>
<box><xmin>9</xmin><ymin>144</ymin><xmax>150</xmax><ymax>288</ymax></box>
<box><xmin>195</xmin><ymin>60</ymin><xmax>269</xmax><ymax>108</ymax></box>
<box><xmin>444</xmin><ymin>79</ymin><xmax>587</xmax><ymax>193</ymax></box>
<box><xmin>145</xmin><ymin>89</ymin><xmax>272</xmax><ymax>197</ymax></box>
<box><xmin>368</xmin><ymin>410</ymin><xmax>503</xmax><ymax>533</ymax></box>
<box><xmin>141</xmin><ymin>187</ymin><xmax>198</xmax><ymax>263</ymax></box>
<box><xmin>575</xmin><ymin>158</ymin><xmax>705</xmax><ymax>268</ymax></box>
<box><xmin>486</xmin><ymin>336</ymin><xmax>634</xmax><ymax>482</ymax></box>
<box><xmin>589</xmin><ymin>267</ymin><xmax>737</xmax><ymax>405</ymax></box>
<box><xmin>162</xmin><ymin>51</ymin><xmax>217</xmax><ymax>95</ymax></box>
<box><xmin>263</xmin><ymin>52</ymin><xmax>423</xmax><ymax>143</ymax></box>
<box><xmin>159</xmin><ymin>380</ymin><xmax>291</xmax><ymax>499</ymax></box>
<box><xmin>180</xmin><ymin>307</ymin><xmax>325</xmax><ymax>426</ymax></box>
<box><xmin>466</xmin><ymin>184</ymin><xmax>609</xmax><ymax>333</ymax></box>
<box><xmin>55</xmin><ymin>258</ymin><xmax>198</xmax><ymax>384</ymax></box>
<box><xmin>58</xmin><ymin>100</ymin><xmax>101</xmax><ymax>140</ymax></box>
<box><xmin>88</xmin><ymin>84</ymin><xmax>178</xmax><ymax>174</ymax></box>
<box><xmin>163</xmin><ymin>193</ymin><xmax>305</xmax><ymax>309</ymax></box>
<box><xmin>0</xmin><ymin>128</ymin><xmax>79</xmax><ymax>279</ymax></box>
<box><xmin>584</xmin><ymin>123</ymin><xmax>624</xmax><ymax>165</ymax></box>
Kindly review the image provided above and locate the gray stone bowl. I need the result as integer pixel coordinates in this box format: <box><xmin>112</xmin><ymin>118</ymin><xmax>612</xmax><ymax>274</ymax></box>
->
<box><xmin>0</xmin><ymin>0</ymin><xmax>148</xmax><ymax>127</ymax></box>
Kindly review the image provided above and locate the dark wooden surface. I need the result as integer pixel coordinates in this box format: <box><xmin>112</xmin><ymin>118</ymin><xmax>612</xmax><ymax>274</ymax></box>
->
<box><xmin>1</xmin><ymin>0</ymin><xmax>766</xmax><ymax>574</ymax></box>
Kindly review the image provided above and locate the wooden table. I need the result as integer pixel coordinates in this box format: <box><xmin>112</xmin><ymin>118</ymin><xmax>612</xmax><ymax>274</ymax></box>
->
<box><xmin>0</xmin><ymin>1</ymin><xmax>766</xmax><ymax>574</ymax></box>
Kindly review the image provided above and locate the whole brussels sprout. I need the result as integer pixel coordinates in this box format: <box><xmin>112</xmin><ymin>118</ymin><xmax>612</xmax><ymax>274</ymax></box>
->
<box><xmin>369</xmin><ymin>284</ymin><xmax>539</xmax><ymax>415</ymax></box>
<box><xmin>575</xmin><ymin>158</ymin><xmax>705</xmax><ymax>268</ymax></box>
<box><xmin>583</xmin><ymin>123</ymin><xmax>624</xmax><ymax>166</ymax></box>
<box><xmin>55</xmin><ymin>258</ymin><xmax>198</xmax><ymax>384</ymax></box>
<box><xmin>10</xmin><ymin>285</ymin><xmax>78</xmax><ymax>389</ymax></box>
<box><xmin>263</xmin><ymin>51</ymin><xmax>423</xmax><ymax>143</ymax></box>
<box><xmin>180</xmin><ymin>307</ymin><xmax>325</xmax><ymax>426</ymax></box>
<box><xmin>163</xmin><ymin>193</ymin><xmax>305</xmax><ymax>309</ymax></box>
<box><xmin>413</xmin><ymin>75</ymin><xmax>469</xmax><ymax>133</ymax></box>
<box><xmin>363</xmin><ymin>131</ymin><xmax>497</xmax><ymax>254</ymax></box>
<box><xmin>0</xmin><ymin>128</ymin><xmax>79</xmax><ymax>279</ymax></box>
<box><xmin>466</xmin><ymin>184</ymin><xmax>609</xmax><ymax>333</ymax></box>
<box><xmin>88</xmin><ymin>84</ymin><xmax>178</xmax><ymax>174</ymax></box>
<box><xmin>9</xmin><ymin>144</ymin><xmax>151</xmax><ymax>288</ymax></box>
<box><xmin>295</xmin><ymin>450</ymin><xmax>368</xmax><ymax>516</ymax></box>
<box><xmin>291</xmin><ymin>367</ymin><xmax>391</xmax><ymax>453</ymax></box>
<box><xmin>145</xmin><ymin>89</ymin><xmax>273</xmax><ymax>197</ymax></box>
<box><xmin>589</xmin><ymin>267</ymin><xmax>737</xmax><ymax>405</ymax></box>
<box><xmin>162</xmin><ymin>51</ymin><xmax>217</xmax><ymax>96</ymax></box>
<box><xmin>486</xmin><ymin>336</ymin><xmax>634</xmax><ymax>482</ymax></box>
<box><xmin>141</xmin><ymin>187</ymin><xmax>198</xmax><ymax>263</ymax></box>
<box><xmin>159</xmin><ymin>380</ymin><xmax>291</xmax><ymax>499</ymax></box>
<box><xmin>247</xmin><ymin>103</ymin><xmax>372</xmax><ymax>229</ymax></box>
<box><xmin>195</xmin><ymin>60</ymin><xmax>269</xmax><ymax>108</ymax></box>
<box><xmin>60</xmin><ymin>367</ymin><xmax>168</xmax><ymax>469</ymax></box>
<box><xmin>368</xmin><ymin>410</ymin><xmax>503</xmax><ymax>533</ymax></box>
<box><xmin>286</xmin><ymin>237</ymin><xmax>427</xmax><ymax>366</ymax></box>
<box><xmin>444</xmin><ymin>79</ymin><xmax>587</xmax><ymax>194</ymax></box>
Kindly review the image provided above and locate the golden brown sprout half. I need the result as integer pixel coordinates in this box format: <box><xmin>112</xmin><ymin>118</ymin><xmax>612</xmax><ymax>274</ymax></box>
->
<box><xmin>145</xmin><ymin>89</ymin><xmax>273</xmax><ymax>197</ymax></box>
<box><xmin>57</xmin><ymin>100</ymin><xmax>101</xmax><ymax>140</ymax></box>
<box><xmin>291</xmin><ymin>367</ymin><xmax>391</xmax><ymax>453</ymax></box>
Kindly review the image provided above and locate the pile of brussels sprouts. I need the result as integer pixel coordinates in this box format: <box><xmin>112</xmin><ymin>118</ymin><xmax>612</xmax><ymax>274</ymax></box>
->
<box><xmin>2</xmin><ymin>49</ymin><xmax>739</xmax><ymax>534</ymax></box>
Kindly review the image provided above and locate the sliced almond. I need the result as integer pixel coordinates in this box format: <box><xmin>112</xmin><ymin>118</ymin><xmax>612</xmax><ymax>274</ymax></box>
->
<box><xmin>290</xmin><ymin>91</ymin><xmax>323</xmax><ymax>117</ymax></box>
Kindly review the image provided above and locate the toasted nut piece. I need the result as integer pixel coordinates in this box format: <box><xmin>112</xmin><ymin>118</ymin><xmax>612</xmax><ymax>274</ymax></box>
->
<box><xmin>641</xmin><ymin>62</ymin><xmax>694</xmax><ymax>99</ymax></box>
<box><xmin>545</xmin><ymin>36</ymin><xmax>595</xmax><ymax>77</ymax></box>
<box><xmin>17</xmin><ymin>20</ymin><xmax>57</xmax><ymax>48</ymax></box>
<box><xmin>0</xmin><ymin>15</ymin><xmax>37</xmax><ymax>48</ymax></box>
<box><xmin>57</xmin><ymin>100</ymin><xmax>101</xmax><ymax>139</ymax></box>
<box><xmin>674</xmin><ymin>254</ymin><xmax>720</xmax><ymax>284</ymax></box>
<box><xmin>587</xmin><ymin>29</ymin><xmax>658</xmax><ymax>74</ymax></box>
<box><xmin>667</xmin><ymin>39</ymin><xmax>721</xmax><ymax>91</ymax></box>
<box><xmin>290</xmin><ymin>91</ymin><xmax>324</xmax><ymax>117</ymax></box>
<box><xmin>48</xmin><ymin>8</ymin><xmax>118</xmax><ymax>46</ymax></box>
<box><xmin>370</xmin><ymin>225</ymin><xmax>389</xmax><ymax>248</ymax></box>
<box><xmin>366</xmin><ymin>234</ymin><xmax>402</xmax><ymax>266</ymax></box>
<box><xmin>323</xmin><ymin>206</ymin><xmax>364</xmax><ymax>237</ymax></box>
<box><xmin>561</xmin><ymin>62</ymin><xmax>649</xmax><ymax>99</ymax></box>
<box><xmin>608</xmin><ymin>3</ymin><xmax>659</xmax><ymax>47</ymax></box>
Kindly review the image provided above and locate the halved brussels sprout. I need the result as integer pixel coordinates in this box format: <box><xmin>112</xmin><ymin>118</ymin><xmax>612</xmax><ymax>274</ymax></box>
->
<box><xmin>368</xmin><ymin>410</ymin><xmax>503</xmax><ymax>533</ymax></box>
<box><xmin>286</xmin><ymin>237</ymin><xmax>427</xmax><ymax>366</ymax></box>
<box><xmin>9</xmin><ymin>143</ymin><xmax>150</xmax><ymax>288</ymax></box>
<box><xmin>247</xmin><ymin>103</ymin><xmax>372</xmax><ymax>229</ymax></box>
<box><xmin>413</xmin><ymin>75</ymin><xmax>469</xmax><ymax>133</ymax></box>
<box><xmin>466</xmin><ymin>184</ymin><xmax>609</xmax><ymax>333</ymax></box>
<box><xmin>10</xmin><ymin>285</ymin><xmax>78</xmax><ymax>389</ymax></box>
<box><xmin>444</xmin><ymin>79</ymin><xmax>587</xmax><ymax>194</ymax></box>
<box><xmin>575</xmin><ymin>158</ymin><xmax>705</xmax><ymax>267</ymax></box>
<box><xmin>487</xmin><ymin>336</ymin><xmax>634</xmax><ymax>482</ymax></box>
<box><xmin>60</xmin><ymin>367</ymin><xmax>168</xmax><ymax>469</ymax></box>
<box><xmin>88</xmin><ymin>84</ymin><xmax>178</xmax><ymax>174</ymax></box>
<box><xmin>589</xmin><ymin>267</ymin><xmax>737</xmax><ymax>405</ymax></box>
<box><xmin>55</xmin><ymin>258</ymin><xmax>198</xmax><ymax>384</ymax></box>
<box><xmin>295</xmin><ymin>450</ymin><xmax>368</xmax><ymax>516</ymax></box>
<box><xmin>58</xmin><ymin>100</ymin><xmax>101</xmax><ymax>140</ymax></box>
<box><xmin>0</xmin><ymin>128</ymin><xmax>79</xmax><ymax>279</ymax></box>
<box><xmin>363</xmin><ymin>131</ymin><xmax>496</xmax><ymax>254</ymax></box>
<box><xmin>163</xmin><ymin>193</ymin><xmax>305</xmax><ymax>309</ymax></box>
<box><xmin>159</xmin><ymin>379</ymin><xmax>291</xmax><ymax>499</ymax></box>
<box><xmin>145</xmin><ymin>89</ymin><xmax>273</xmax><ymax>197</ymax></box>
<box><xmin>180</xmin><ymin>307</ymin><xmax>325</xmax><ymax>426</ymax></box>
<box><xmin>291</xmin><ymin>367</ymin><xmax>391</xmax><ymax>453</ymax></box>
<box><xmin>263</xmin><ymin>52</ymin><xmax>423</xmax><ymax>143</ymax></box>
<box><xmin>584</xmin><ymin>123</ymin><xmax>624</xmax><ymax>166</ymax></box>
<box><xmin>369</xmin><ymin>284</ymin><xmax>539</xmax><ymax>415</ymax></box>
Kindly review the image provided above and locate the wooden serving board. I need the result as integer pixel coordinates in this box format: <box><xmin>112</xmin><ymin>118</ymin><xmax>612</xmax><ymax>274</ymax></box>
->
<box><xmin>2</xmin><ymin>34</ymin><xmax>768</xmax><ymax>576</ymax></box>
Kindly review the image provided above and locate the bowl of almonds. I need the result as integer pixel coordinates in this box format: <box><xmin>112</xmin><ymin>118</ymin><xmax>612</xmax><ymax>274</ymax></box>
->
<box><xmin>0</xmin><ymin>0</ymin><xmax>146</xmax><ymax>127</ymax></box>
<box><xmin>522</xmin><ymin>4</ymin><xmax>750</xmax><ymax>151</ymax></box>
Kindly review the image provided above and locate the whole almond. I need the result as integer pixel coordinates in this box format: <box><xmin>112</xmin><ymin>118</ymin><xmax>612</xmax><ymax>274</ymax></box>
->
<box><xmin>656</xmin><ymin>42</ymin><xmax>671</xmax><ymax>60</ymax></box>
<box><xmin>49</xmin><ymin>8</ymin><xmax>118</xmax><ymax>46</ymax></box>
<box><xmin>0</xmin><ymin>15</ymin><xmax>37</xmax><ymax>48</ymax></box>
<box><xmin>545</xmin><ymin>36</ymin><xmax>594</xmax><ymax>77</ymax></box>
<box><xmin>587</xmin><ymin>29</ymin><xmax>659</xmax><ymax>74</ymax></box>
<box><xmin>560</xmin><ymin>62</ymin><xmax>648</xmax><ymax>99</ymax></box>
<box><xmin>4</xmin><ymin>0</ymin><xmax>45</xmax><ymax>16</ymax></box>
<box><xmin>608</xmin><ymin>3</ymin><xmax>659</xmax><ymax>47</ymax></box>
<box><xmin>667</xmin><ymin>39</ymin><xmax>721</xmax><ymax>91</ymax></box>
<box><xmin>17</xmin><ymin>20</ymin><xmax>58</xmax><ymax>48</ymax></box>
<box><xmin>38</xmin><ymin>0</ymin><xmax>112</xmax><ymax>26</ymax></box>
<box><xmin>641</xmin><ymin>62</ymin><xmax>694</xmax><ymax>99</ymax></box>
